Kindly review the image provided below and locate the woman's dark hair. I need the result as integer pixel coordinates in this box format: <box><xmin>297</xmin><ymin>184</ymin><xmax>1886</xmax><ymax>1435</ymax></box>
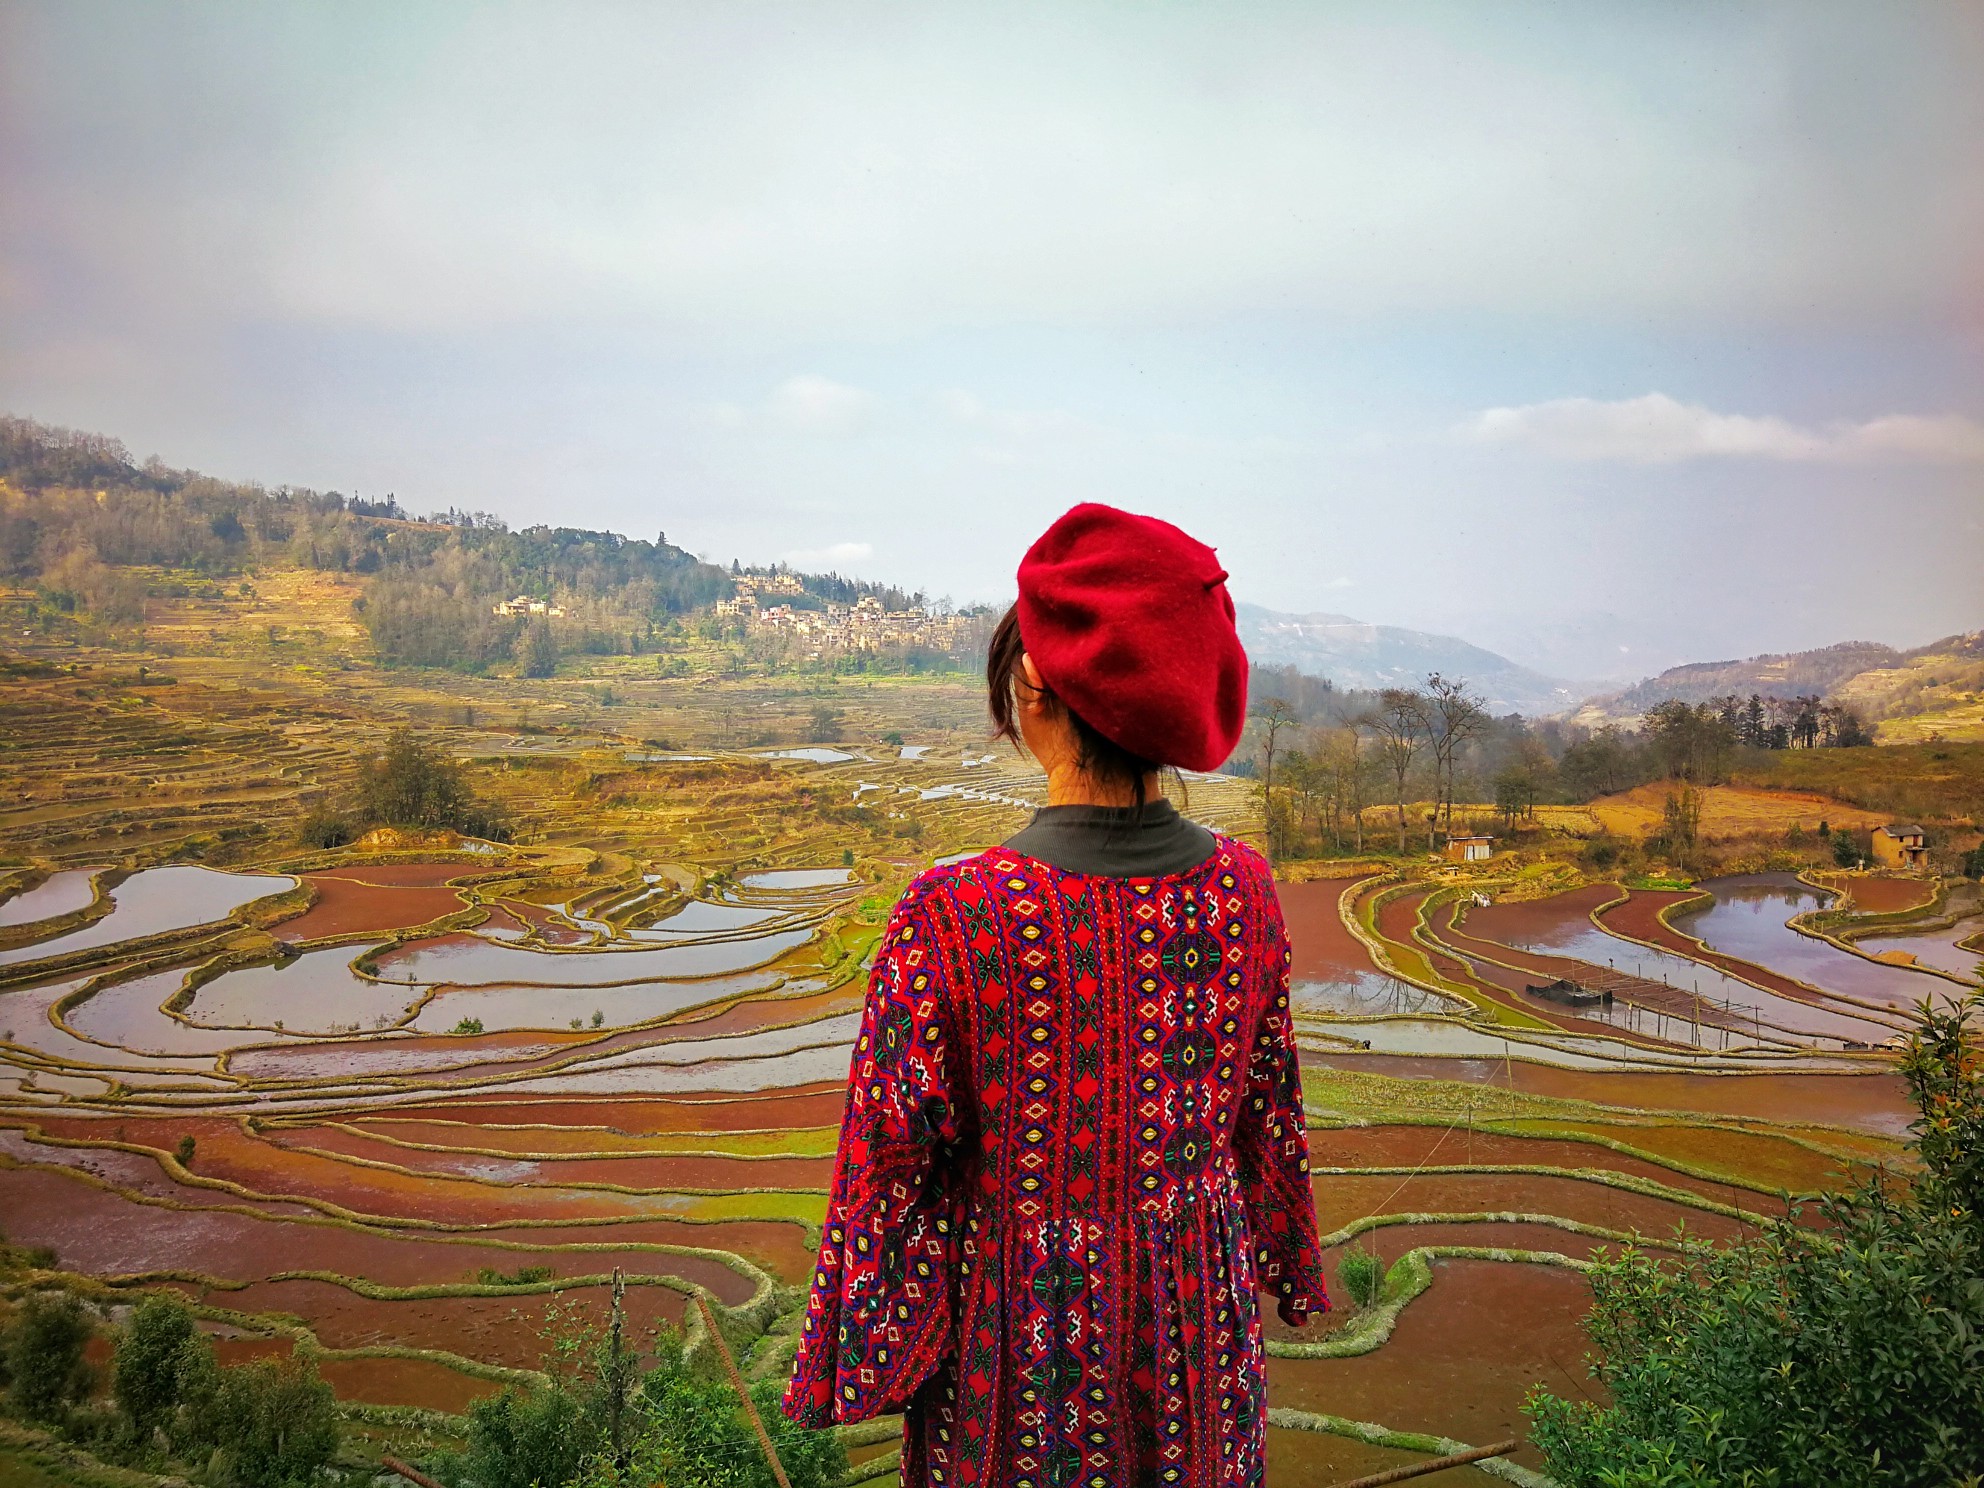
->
<box><xmin>986</xmin><ymin>604</ymin><xmax>1170</xmax><ymax>817</ymax></box>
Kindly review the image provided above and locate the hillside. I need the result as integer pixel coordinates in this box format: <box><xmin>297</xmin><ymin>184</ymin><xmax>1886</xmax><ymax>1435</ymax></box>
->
<box><xmin>1603</xmin><ymin>641</ymin><xmax>1904</xmax><ymax>712</ymax></box>
<box><xmin>1235</xmin><ymin>602</ymin><xmax>1583</xmax><ymax>716</ymax></box>
<box><xmin>1579</xmin><ymin>630</ymin><xmax>1984</xmax><ymax>742</ymax></box>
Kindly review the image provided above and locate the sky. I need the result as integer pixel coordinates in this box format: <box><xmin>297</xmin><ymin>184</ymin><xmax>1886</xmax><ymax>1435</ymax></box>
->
<box><xmin>2</xmin><ymin>2</ymin><xmax>1980</xmax><ymax>683</ymax></box>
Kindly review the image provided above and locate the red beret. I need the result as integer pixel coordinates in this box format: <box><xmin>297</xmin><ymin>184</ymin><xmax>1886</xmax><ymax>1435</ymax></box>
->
<box><xmin>1015</xmin><ymin>502</ymin><xmax>1249</xmax><ymax>772</ymax></box>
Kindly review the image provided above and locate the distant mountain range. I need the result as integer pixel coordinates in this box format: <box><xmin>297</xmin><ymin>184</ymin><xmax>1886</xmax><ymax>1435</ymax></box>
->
<box><xmin>1234</xmin><ymin>603</ymin><xmax>1585</xmax><ymax>716</ymax></box>
<box><xmin>1236</xmin><ymin>600</ymin><xmax>1984</xmax><ymax>740</ymax></box>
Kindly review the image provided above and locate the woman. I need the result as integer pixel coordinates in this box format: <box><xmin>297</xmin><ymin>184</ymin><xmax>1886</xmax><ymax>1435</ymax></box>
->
<box><xmin>783</xmin><ymin>503</ymin><xmax>1327</xmax><ymax>1488</ymax></box>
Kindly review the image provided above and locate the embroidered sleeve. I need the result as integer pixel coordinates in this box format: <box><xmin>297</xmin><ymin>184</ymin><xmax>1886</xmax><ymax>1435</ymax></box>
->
<box><xmin>783</xmin><ymin>875</ymin><xmax>963</xmax><ymax>1426</ymax></box>
<box><xmin>1235</xmin><ymin>886</ymin><xmax>1329</xmax><ymax>1326</ymax></box>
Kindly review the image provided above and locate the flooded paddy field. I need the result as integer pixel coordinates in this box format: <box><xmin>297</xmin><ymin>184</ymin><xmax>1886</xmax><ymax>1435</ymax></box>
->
<box><xmin>0</xmin><ymin>816</ymin><xmax>1929</xmax><ymax>1482</ymax></box>
<box><xmin>0</xmin><ymin>866</ymin><xmax>295</xmax><ymax>968</ymax></box>
<box><xmin>1671</xmin><ymin>874</ymin><xmax>1954</xmax><ymax>1008</ymax></box>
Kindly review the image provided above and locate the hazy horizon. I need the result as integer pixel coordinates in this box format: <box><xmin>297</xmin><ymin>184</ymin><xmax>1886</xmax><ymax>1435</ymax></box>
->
<box><xmin>4</xmin><ymin>2</ymin><xmax>1980</xmax><ymax>680</ymax></box>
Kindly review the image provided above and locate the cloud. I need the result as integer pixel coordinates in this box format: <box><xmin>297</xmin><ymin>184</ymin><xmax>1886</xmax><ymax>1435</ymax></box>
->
<box><xmin>784</xmin><ymin>541</ymin><xmax>874</xmax><ymax>571</ymax></box>
<box><xmin>768</xmin><ymin>376</ymin><xmax>874</xmax><ymax>436</ymax></box>
<box><xmin>12</xmin><ymin>7</ymin><xmax>1976</xmax><ymax>343</ymax></box>
<box><xmin>936</xmin><ymin>390</ymin><xmax>1095</xmax><ymax>443</ymax></box>
<box><xmin>1458</xmin><ymin>394</ymin><xmax>1984</xmax><ymax>463</ymax></box>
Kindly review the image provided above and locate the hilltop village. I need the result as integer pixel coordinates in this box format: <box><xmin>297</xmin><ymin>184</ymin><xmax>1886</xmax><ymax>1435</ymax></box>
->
<box><xmin>712</xmin><ymin>571</ymin><xmax>980</xmax><ymax>658</ymax></box>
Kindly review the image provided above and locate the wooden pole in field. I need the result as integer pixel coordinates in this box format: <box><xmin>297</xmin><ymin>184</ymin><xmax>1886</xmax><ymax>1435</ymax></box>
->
<box><xmin>695</xmin><ymin>1292</ymin><xmax>793</xmax><ymax>1488</ymax></box>
<box><xmin>382</xmin><ymin>1459</ymin><xmax>447</xmax><ymax>1488</ymax></box>
<box><xmin>1325</xmin><ymin>1439</ymin><xmax>1520</xmax><ymax>1487</ymax></box>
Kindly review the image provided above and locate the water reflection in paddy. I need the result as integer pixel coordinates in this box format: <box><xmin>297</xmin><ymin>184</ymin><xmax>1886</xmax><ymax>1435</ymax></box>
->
<box><xmin>498</xmin><ymin>1015</ymin><xmax>859</xmax><ymax>1095</ymax></box>
<box><xmin>0</xmin><ymin>870</ymin><xmax>102</xmax><ymax>927</ymax></box>
<box><xmin>183</xmin><ymin>948</ymin><xmax>428</xmax><ymax>1034</ymax></box>
<box><xmin>1855</xmin><ymin>916</ymin><xmax>1984</xmax><ymax>982</ymax></box>
<box><xmin>64</xmin><ymin>969</ymin><xmax>304</xmax><ymax>1056</ymax></box>
<box><xmin>1292</xmin><ymin>974</ymin><xmax>1454</xmax><ymax>1018</ymax></box>
<box><xmin>0</xmin><ymin>868</ymin><xmax>295</xmax><ymax>967</ymax></box>
<box><xmin>736</xmin><ymin>869</ymin><xmax>855</xmax><ymax>891</ymax></box>
<box><xmin>1477</xmin><ymin>914</ymin><xmax>1899</xmax><ymax>1045</ymax></box>
<box><xmin>1680</xmin><ymin>875</ymin><xmax>1949</xmax><ymax>1007</ymax></box>
<box><xmin>1</xmin><ymin>977</ymin><xmax>220</xmax><ymax>1071</ymax></box>
<box><xmin>1314</xmin><ymin>1016</ymin><xmax>1737</xmax><ymax>1069</ymax></box>
<box><xmin>407</xmin><ymin>969</ymin><xmax>790</xmax><ymax>1033</ymax></box>
<box><xmin>626</xmin><ymin>899</ymin><xmax>784</xmax><ymax>936</ymax></box>
<box><xmin>375</xmin><ymin>927</ymin><xmax>813</xmax><ymax>986</ymax></box>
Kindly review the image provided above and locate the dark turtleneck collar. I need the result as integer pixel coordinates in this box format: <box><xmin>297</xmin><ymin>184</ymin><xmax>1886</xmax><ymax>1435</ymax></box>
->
<box><xmin>1000</xmin><ymin>798</ymin><xmax>1217</xmax><ymax>878</ymax></box>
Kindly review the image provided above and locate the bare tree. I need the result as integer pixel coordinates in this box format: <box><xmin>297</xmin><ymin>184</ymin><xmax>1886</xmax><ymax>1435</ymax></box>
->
<box><xmin>1369</xmin><ymin>688</ymin><xmax>1429</xmax><ymax>854</ymax></box>
<box><xmin>1424</xmin><ymin>673</ymin><xmax>1488</xmax><ymax>840</ymax></box>
<box><xmin>1253</xmin><ymin>696</ymin><xmax>1298</xmax><ymax>859</ymax></box>
<box><xmin>1330</xmin><ymin>704</ymin><xmax>1371</xmax><ymax>853</ymax></box>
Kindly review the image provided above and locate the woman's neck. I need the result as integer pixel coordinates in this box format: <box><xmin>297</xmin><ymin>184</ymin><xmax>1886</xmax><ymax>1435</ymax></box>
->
<box><xmin>1043</xmin><ymin>764</ymin><xmax>1164</xmax><ymax>809</ymax></box>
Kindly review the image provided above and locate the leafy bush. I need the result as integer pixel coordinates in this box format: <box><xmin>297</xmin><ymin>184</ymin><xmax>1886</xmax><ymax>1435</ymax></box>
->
<box><xmin>805</xmin><ymin>705</ymin><xmax>844</xmax><ymax>744</ymax></box>
<box><xmin>357</xmin><ymin>729</ymin><xmax>510</xmax><ymax>840</ymax></box>
<box><xmin>442</xmin><ymin>1380</ymin><xmax>596</xmax><ymax>1488</ymax></box>
<box><xmin>431</xmin><ymin>1315</ymin><xmax>844</xmax><ymax>1488</ymax></box>
<box><xmin>583</xmin><ymin>1328</ymin><xmax>845</xmax><ymax>1488</ymax></box>
<box><xmin>295</xmin><ymin>808</ymin><xmax>355</xmax><ymax>849</ymax></box>
<box><xmin>205</xmin><ymin>1357</ymin><xmax>340</xmax><ymax>1488</ymax></box>
<box><xmin>175</xmin><ymin>1134</ymin><xmax>196</xmax><ymax>1167</ymax></box>
<box><xmin>113</xmin><ymin>1295</ymin><xmax>197</xmax><ymax>1440</ymax></box>
<box><xmin>1526</xmin><ymin>992</ymin><xmax>1984</xmax><ymax>1487</ymax></box>
<box><xmin>1831</xmin><ymin>828</ymin><xmax>1864</xmax><ymax>867</ymax></box>
<box><xmin>1336</xmin><ymin>1244</ymin><xmax>1384</xmax><ymax>1310</ymax></box>
<box><xmin>452</xmin><ymin>1017</ymin><xmax>485</xmax><ymax>1036</ymax></box>
<box><xmin>4</xmin><ymin>1290</ymin><xmax>97</xmax><ymax>1422</ymax></box>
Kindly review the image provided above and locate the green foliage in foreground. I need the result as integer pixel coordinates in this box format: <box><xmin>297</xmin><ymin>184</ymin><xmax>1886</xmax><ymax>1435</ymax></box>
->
<box><xmin>1527</xmin><ymin>992</ymin><xmax>1984</xmax><ymax>1488</ymax></box>
<box><xmin>0</xmin><ymin>1292</ymin><xmax>340</xmax><ymax>1488</ymax></box>
<box><xmin>3</xmin><ymin>1295</ymin><xmax>94</xmax><ymax>1423</ymax></box>
<box><xmin>432</xmin><ymin>1317</ymin><xmax>843</xmax><ymax>1488</ymax></box>
<box><xmin>1336</xmin><ymin>1244</ymin><xmax>1383</xmax><ymax>1310</ymax></box>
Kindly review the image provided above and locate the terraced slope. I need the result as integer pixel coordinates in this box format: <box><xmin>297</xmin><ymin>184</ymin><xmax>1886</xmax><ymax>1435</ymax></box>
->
<box><xmin>0</xmin><ymin>834</ymin><xmax>1924</xmax><ymax>1487</ymax></box>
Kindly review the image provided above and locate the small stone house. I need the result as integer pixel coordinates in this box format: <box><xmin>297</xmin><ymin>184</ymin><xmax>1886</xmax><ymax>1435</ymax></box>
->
<box><xmin>1445</xmin><ymin>833</ymin><xmax>1493</xmax><ymax>864</ymax></box>
<box><xmin>1870</xmin><ymin>824</ymin><xmax>1928</xmax><ymax>870</ymax></box>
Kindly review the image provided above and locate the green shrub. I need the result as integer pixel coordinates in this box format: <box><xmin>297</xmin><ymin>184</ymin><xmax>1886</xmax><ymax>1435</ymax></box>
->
<box><xmin>1527</xmin><ymin>992</ymin><xmax>1984</xmax><ymax>1487</ymax></box>
<box><xmin>1831</xmin><ymin>829</ymin><xmax>1863</xmax><ymax>867</ymax></box>
<box><xmin>357</xmin><ymin>729</ymin><xmax>510</xmax><ymax>840</ymax></box>
<box><xmin>1336</xmin><ymin>1244</ymin><xmax>1383</xmax><ymax>1310</ymax></box>
<box><xmin>295</xmin><ymin>809</ymin><xmax>354</xmax><ymax>850</ymax></box>
<box><xmin>4</xmin><ymin>1291</ymin><xmax>97</xmax><ymax>1422</ymax></box>
<box><xmin>587</xmin><ymin>1328</ymin><xmax>845</xmax><ymax>1488</ymax></box>
<box><xmin>174</xmin><ymin>1134</ymin><xmax>196</xmax><ymax>1168</ymax></box>
<box><xmin>452</xmin><ymin>1017</ymin><xmax>485</xmax><ymax>1036</ymax></box>
<box><xmin>113</xmin><ymin>1295</ymin><xmax>197</xmax><ymax>1440</ymax></box>
<box><xmin>205</xmin><ymin>1357</ymin><xmax>339</xmax><ymax>1488</ymax></box>
<box><xmin>431</xmin><ymin>1316</ymin><xmax>845</xmax><ymax>1488</ymax></box>
<box><xmin>442</xmin><ymin>1381</ymin><xmax>596</xmax><ymax>1488</ymax></box>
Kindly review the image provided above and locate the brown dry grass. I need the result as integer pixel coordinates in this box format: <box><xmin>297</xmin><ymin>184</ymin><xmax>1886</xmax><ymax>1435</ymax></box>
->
<box><xmin>1580</xmin><ymin>782</ymin><xmax>1887</xmax><ymax>842</ymax></box>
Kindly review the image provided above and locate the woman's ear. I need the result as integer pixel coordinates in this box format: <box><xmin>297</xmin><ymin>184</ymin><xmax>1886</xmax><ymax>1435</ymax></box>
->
<box><xmin>1018</xmin><ymin>652</ymin><xmax>1048</xmax><ymax>710</ymax></box>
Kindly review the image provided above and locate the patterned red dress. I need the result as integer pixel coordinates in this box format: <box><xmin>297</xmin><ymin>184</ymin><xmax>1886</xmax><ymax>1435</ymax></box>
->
<box><xmin>782</xmin><ymin>834</ymin><xmax>1327</xmax><ymax>1488</ymax></box>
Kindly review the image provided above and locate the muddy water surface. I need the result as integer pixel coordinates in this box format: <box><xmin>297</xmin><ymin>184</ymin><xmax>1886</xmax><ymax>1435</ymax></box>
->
<box><xmin>1268</xmin><ymin>1259</ymin><xmax>1597</xmax><ymax>1471</ymax></box>
<box><xmin>1680</xmin><ymin>875</ymin><xmax>1949</xmax><ymax>1007</ymax></box>
<box><xmin>0</xmin><ymin>867</ymin><xmax>295</xmax><ymax>966</ymax></box>
<box><xmin>0</xmin><ymin>869</ymin><xmax>102</xmax><ymax>927</ymax></box>
<box><xmin>377</xmin><ymin>928</ymin><xmax>813</xmax><ymax>986</ymax></box>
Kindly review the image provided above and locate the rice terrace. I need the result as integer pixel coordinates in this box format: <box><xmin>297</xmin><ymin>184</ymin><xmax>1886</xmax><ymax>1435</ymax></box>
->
<box><xmin>0</xmin><ymin>414</ymin><xmax>1977</xmax><ymax>1488</ymax></box>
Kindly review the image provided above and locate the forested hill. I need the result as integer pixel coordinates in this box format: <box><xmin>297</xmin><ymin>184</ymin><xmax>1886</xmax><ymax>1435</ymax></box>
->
<box><xmin>0</xmin><ymin>414</ymin><xmax>920</xmax><ymax>670</ymax></box>
<box><xmin>1585</xmin><ymin>631</ymin><xmax>1984</xmax><ymax>742</ymax></box>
